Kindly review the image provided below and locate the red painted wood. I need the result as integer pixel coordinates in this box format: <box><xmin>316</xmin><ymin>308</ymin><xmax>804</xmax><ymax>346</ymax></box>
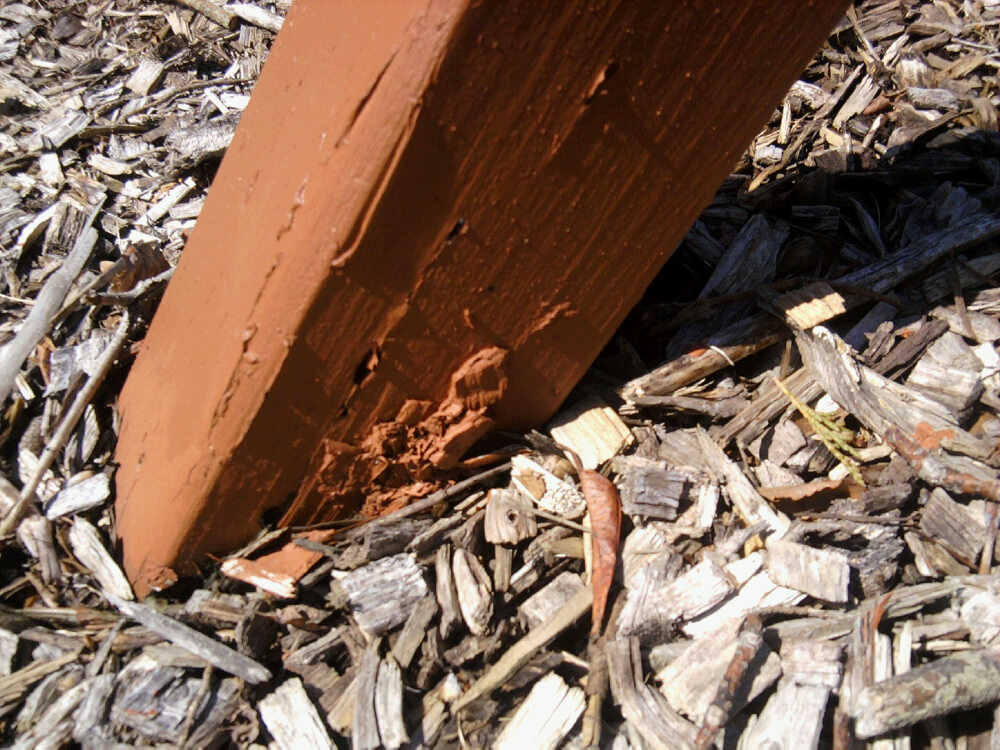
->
<box><xmin>114</xmin><ymin>0</ymin><xmax>850</xmax><ymax>595</ymax></box>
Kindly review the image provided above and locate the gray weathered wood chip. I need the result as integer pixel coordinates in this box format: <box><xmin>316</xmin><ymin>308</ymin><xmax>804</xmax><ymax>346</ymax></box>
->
<box><xmin>104</xmin><ymin>593</ymin><xmax>271</xmax><ymax>684</ymax></box>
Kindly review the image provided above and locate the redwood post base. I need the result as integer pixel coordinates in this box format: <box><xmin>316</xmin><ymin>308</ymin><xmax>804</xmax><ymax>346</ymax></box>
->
<box><xmin>114</xmin><ymin>0</ymin><xmax>849</xmax><ymax>595</ymax></box>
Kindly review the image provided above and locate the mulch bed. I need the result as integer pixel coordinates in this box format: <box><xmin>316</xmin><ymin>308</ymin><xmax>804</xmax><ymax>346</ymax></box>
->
<box><xmin>4</xmin><ymin>1</ymin><xmax>1000</xmax><ymax>747</ymax></box>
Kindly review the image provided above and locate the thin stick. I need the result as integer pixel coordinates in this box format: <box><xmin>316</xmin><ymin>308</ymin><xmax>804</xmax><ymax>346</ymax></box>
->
<box><xmin>695</xmin><ymin>614</ymin><xmax>764</xmax><ymax>749</ymax></box>
<box><xmin>175</xmin><ymin>0</ymin><xmax>237</xmax><ymax>29</ymax></box>
<box><xmin>0</xmin><ymin>198</ymin><xmax>104</xmax><ymax>401</ymax></box>
<box><xmin>0</xmin><ymin>293</ymin><xmax>34</xmax><ymax>306</ymax></box>
<box><xmin>981</xmin><ymin>501</ymin><xmax>998</xmax><ymax>575</ymax></box>
<box><xmin>293</xmin><ymin>462</ymin><xmax>512</xmax><ymax>535</ymax></box>
<box><xmin>90</xmin><ymin>266</ymin><xmax>175</xmax><ymax>306</ymax></box>
<box><xmin>178</xmin><ymin>663</ymin><xmax>214</xmax><ymax>745</ymax></box>
<box><xmin>453</xmin><ymin>585</ymin><xmax>592</xmax><ymax>712</ymax></box>
<box><xmin>526</xmin><ymin>506</ymin><xmax>590</xmax><ymax>535</ymax></box>
<box><xmin>581</xmin><ymin>636</ymin><xmax>609</xmax><ymax>749</ymax></box>
<box><xmin>0</xmin><ymin>312</ymin><xmax>130</xmax><ymax>536</ymax></box>
<box><xmin>54</xmin><ymin>256</ymin><xmax>128</xmax><ymax>323</ymax></box>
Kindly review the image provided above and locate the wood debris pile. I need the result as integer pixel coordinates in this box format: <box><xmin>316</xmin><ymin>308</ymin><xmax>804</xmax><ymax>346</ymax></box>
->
<box><xmin>4</xmin><ymin>0</ymin><xmax>1000</xmax><ymax>747</ymax></box>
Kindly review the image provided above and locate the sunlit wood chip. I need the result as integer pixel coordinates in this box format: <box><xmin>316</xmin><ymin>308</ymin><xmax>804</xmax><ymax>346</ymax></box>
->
<box><xmin>549</xmin><ymin>395</ymin><xmax>634</xmax><ymax>470</ymax></box>
<box><xmin>775</xmin><ymin>281</ymin><xmax>846</xmax><ymax>329</ymax></box>
<box><xmin>452</xmin><ymin>547</ymin><xmax>493</xmax><ymax>636</ymax></box>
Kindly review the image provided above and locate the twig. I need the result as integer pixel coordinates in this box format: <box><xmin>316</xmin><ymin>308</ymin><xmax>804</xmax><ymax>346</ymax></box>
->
<box><xmin>525</xmin><ymin>505</ymin><xmax>590</xmax><ymax>535</ymax></box>
<box><xmin>94</xmin><ymin>77</ymin><xmax>252</xmax><ymax>120</ymax></box>
<box><xmin>0</xmin><ymin>312</ymin><xmax>130</xmax><ymax>536</ymax></box>
<box><xmin>750</xmin><ymin>604</ymin><xmax>847</xmax><ymax>620</ymax></box>
<box><xmin>226</xmin><ymin>3</ymin><xmax>283</xmax><ymax>33</ymax></box>
<box><xmin>625</xmin><ymin>212</ymin><xmax>1000</xmax><ymax>399</ymax></box>
<box><xmin>581</xmin><ymin>635</ymin><xmax>609</xmax><ymax>749</ymax></box>
<box><xmin>293</xmin><ymin>462</ymin><xmax>511</xmax><ymax>535</ymax></box>
<box><xmin>178</xmin><ymin>663</ymin><xmax>214</xmax><ymax>747</ymax></box>
<box><xmin>826</xmin><ymin>281</ymin><xmax>904</xmax><ymax>309</ymax></box>
<box><xmin>955</xmin><ymin>254</ymin><xmax>999</xmax><ymax>290</ymax></box>
<box><xmin>695</xmin><ymin>613</ymin><xmax>764</xmax><ymax>750</ymax></box>
<box><xmin>85</xmin><ymin>620</ymin><xmax>124</xmax><ymax>678</ymax></box>
<box><xmin>0</xmin><ymin>198</ymin><xmax>105</xmax><ymax>402</ymax></box>
<box><xmin>453</xmin><ymin>585</ymin><xmax>592</xmax><ymax>712</ymax></box>
<box><xmin>747</xmin><ymin>120</ymin><xmax>822</xmax><ymax>191</ymax></box>
<box><xmin>89</xmin><ymin>266</ymin><xmax>175</xmax><ymax>306</ymax></box>
<box><xmin>0</xmin><ymin>293</ymin><xmax>34</xmax><ymax>306</ymax></box>
<box><xmin>980</xmin><ymin>501</ymin><xmax>998</xmax><ymax>575</ymax></box>
<box><xmin>54</xmin><ymin>256</ymin><xmax>128</xmax><ymax>322</ymax></box>
<box><xmin>174</xmin><ymin>0</ymin><xmax>237</xmax><ymax>29</ymax></box>
<box><xmin>803</xmin><ymin>512</ymin><xmax>906</xmax><ymax>526</ymax></box>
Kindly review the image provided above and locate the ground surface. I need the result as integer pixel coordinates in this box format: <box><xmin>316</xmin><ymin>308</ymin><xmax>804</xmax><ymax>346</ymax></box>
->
<box><xmin>3</xmin><ymin>1</ymin><xmax>1000</xmax><ymax>748</ymax></box>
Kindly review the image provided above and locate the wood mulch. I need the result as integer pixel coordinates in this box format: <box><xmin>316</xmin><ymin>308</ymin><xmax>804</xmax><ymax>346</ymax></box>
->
<box><xmin>3</xmin><ymin>1</ymin><xmax>1000</xmax><ymax>747</ymax></box>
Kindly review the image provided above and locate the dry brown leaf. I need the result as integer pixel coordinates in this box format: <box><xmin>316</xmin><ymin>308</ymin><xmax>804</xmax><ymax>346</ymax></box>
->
<box><xmin>562</xmin><ymin>446</ymin><xmax>621</xmax><ymax>636</ymax></box>
<box><xmin>111</xmin><ymin>243</ymin><xmax>170</xmax><ymax>293</ymax></box>
<box><xmin>31</xmin><ymin>336</ymin><xmax>55</xmax><ymax>386</ymax></box>
<box><xmin>758</xmin><ymin>477</ymin><xmax>862</xmax><ymax>503</ymax></box>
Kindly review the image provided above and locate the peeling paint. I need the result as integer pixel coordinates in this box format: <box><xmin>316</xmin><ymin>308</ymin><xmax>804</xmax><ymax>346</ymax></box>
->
<box><xmin>336</xmin><ymin>52</ymin><xmax>397</xmax><ymax>148</ymax></box>
<box><xmin>515</xmin><ymin>300</ymin><xmax>577</xmax><ymax>347</ymax></box>
<box><xmin>276</xmin><ymin>179</ymin><xmax>307</xmax><ymax>240</ymax></box>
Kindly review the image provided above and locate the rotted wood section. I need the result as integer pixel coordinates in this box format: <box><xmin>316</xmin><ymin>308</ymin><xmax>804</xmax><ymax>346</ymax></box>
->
<box><xmin>114</xmin><ymin>0</ymin><xmax>850</xmax><ymax>594</ymax></box>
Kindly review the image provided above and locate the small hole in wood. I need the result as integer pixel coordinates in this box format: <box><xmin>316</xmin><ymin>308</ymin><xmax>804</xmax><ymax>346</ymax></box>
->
<box><xmin>584</xmin><ymin>61</ymin><xmax>620</xmax><ymax>105</ymax></box>
<box><xmin>352</xmin><ymin>346</ymin><xmax>381</xmax><ymax>385</ymax></box>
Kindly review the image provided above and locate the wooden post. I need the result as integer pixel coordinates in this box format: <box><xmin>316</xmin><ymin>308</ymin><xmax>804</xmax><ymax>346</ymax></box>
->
<box><xmin>114</xmin><ymin>0</ymin><xmax>850</xmax><ymax>594</ymax></box>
